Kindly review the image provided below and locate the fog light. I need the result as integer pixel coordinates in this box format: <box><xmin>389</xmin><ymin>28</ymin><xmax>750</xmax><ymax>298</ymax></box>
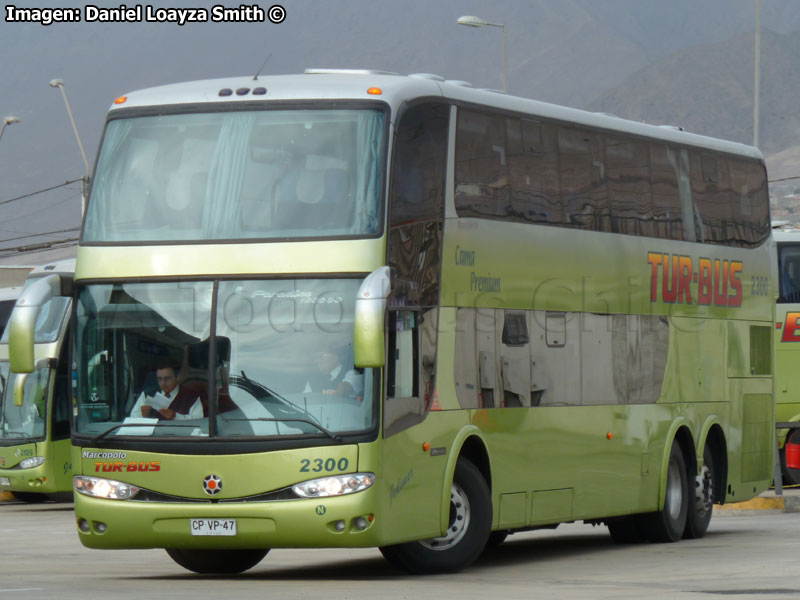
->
<box><xmin>354</xmin><ymin>517</ymin><xmax>368</xmax><ymax>530</ymax></box>
<box><xmin>77</xmin><ymin>519</ymin><xmax>90</xmax><ymax>533</ymax></box>
<box><xmin>95</xmin><ymin>522</ymin><xmax>107</xmax><ymax>533</ymax></box>
<box><xmin>334</xmin><ymin>520</ymin><xmax>346</xmax><ymax>532</ymax></box>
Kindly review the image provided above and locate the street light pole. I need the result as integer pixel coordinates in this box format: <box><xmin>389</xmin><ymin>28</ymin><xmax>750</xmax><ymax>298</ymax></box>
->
<box><xmin>457</xmin><ymin>15</ymin><xmax>508</xmax><ymax>93</ymax></box>
<box><xmin>0</xmin><ymin>115</ymin><xmax>20</xmax><ymax>144</ymax></box>
<box><xmin>50</xmin><ymin>78</ymin><xmax>90</xmax><ymax>213</ymax></box>
<box><xmin>753</xmin><ymin>0</ymin><xmax>761</xmax><ymax>147</ymax></box>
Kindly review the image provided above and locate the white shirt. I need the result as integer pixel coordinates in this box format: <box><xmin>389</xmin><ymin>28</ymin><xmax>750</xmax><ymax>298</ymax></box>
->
<box><xmin>129</xmin><ymin>384</ymin><xmax>203</xmax><ymax>420</ymax></box>
<box><xmin>303</xmin><ymin>365</ymin><xmax>364</xmax><ymax>396</ymax></box>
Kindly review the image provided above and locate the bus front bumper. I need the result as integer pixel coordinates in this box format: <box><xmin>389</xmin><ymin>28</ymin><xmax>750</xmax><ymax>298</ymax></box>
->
<box><xmin>0</xmin><ymin>465</ymin><xmax>63</xmax><ymax>495</ymax></box>
<box><xmin>74</xmin><ymin>486</ymin><xmax>384</xmax><ymax>550</ymax></box>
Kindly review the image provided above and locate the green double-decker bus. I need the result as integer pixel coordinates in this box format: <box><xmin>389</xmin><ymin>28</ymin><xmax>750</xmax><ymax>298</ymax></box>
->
<box><xmin>1</xmin><ymin>260</ymin><xmax>74</xmax><ymax>502</ymax></box>
<box><xmin>9</xmin><ymin>70</ymin><xmax>775</xmax><ymax>574</ymax></box>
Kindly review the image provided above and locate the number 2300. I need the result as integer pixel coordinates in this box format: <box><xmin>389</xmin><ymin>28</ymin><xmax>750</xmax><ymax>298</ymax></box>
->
<box><xmin>300</xmin><ymin>458</ymin><xmax>349</xmax><ymax>473</ymax></box>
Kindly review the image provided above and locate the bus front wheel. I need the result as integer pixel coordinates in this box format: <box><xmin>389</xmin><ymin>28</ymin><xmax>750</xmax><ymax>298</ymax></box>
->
<box><xmin>165</xmin><ymin>548</ymin><xmax>269</xmax><ymax>574</ymax></box>
<box><xmin>643</xmin><ymin>441</ymin><xmax>689</xmax><ymax>543</ymax></box>
<box><xmin>379</xmin><ymin>457</ymin><xmax>491</xmax><ymax>574</ymax></box>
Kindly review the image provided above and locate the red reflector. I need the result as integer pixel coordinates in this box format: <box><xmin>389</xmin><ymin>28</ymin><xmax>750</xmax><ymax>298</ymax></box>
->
<box><xmin>786</xmin><ymin>438</ymin><xmax>800</xmax><ymax>469</ymax></box>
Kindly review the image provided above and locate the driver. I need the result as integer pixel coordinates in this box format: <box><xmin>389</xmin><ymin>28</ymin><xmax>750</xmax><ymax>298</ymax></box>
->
<box><xmin>129</xmin><ymin>359</ymin><xmax>206</xmax><ymax>420</ymax></box>
<box><xmin>302</xmin><ymin>342</ymin><xmax>363</xmax><ymax>399</ymax></box>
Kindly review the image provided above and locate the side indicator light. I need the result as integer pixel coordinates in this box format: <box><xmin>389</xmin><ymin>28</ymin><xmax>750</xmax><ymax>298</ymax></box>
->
<box><xmin>606</xmin><ymin>432</ymin><xmax>613</xmax><ymax>440</ymax></box>
<box><xmin>367</xmin><ymin>87</ymin><xmax>382</xmax><ymax>95</ymax></box>
<box><xmin>422</xmin><ymin>442</ymin><xmax>431</xmax><ymax>452</ymax></box>
<box><xmin>113</xmin><ymin>96</ymin><xmax>127</xmax><ymax>105</ymax></box>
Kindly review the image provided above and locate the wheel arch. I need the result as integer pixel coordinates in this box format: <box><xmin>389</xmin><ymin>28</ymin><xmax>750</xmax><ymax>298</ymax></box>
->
<box><xmin>439</xmin><ymin>426</ymin><xmax>491</xmax><ymax>535</ymax></box>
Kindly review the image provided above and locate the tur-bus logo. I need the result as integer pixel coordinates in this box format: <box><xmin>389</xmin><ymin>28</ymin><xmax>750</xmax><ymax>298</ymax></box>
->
<box><xmin>647</xmin><ymin>252</ymin><xmax>743</xmax><ymax>307</ymax></box>
<box><xmin>778</xmin><ymin>312</ymin><xmax>800</xmax><ymax>342</ymax></box>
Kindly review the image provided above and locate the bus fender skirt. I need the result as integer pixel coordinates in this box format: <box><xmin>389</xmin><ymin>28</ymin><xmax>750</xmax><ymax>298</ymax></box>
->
<box><xmin>438</xmin><ymin>424</ymin><xmax>490</xmax><ymax>537</ymax></box>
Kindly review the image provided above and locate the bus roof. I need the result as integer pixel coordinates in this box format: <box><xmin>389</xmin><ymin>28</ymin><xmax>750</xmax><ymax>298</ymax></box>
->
<box><xmin>773</xmin><ymin>229</ymin><xmax>800</xmax><ymax>243</ymax></box>
<box><xmin>0</xmin><ymin>286</ymin><xmax>22</xmax><ymax>302</ymax></box>
<box><xmin>27</xmin><ymin>258</ymin><xmax>75</xmax><ymax>278</ymax></box>
<box><xmin>108</xmin><ymin>69</ymin><xmax>763</xmax><ymax>161</ymax></box>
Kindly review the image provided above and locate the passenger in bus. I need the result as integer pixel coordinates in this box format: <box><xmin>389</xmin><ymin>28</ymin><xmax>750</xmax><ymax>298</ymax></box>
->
<box><xmin>129</xmin><ymin>359</ymin><xmax>207</xmax><ymax>420</ymax></box>
<box><xmin>303</xmin><ymin>343</ymin><xmax>363</xmax><ymax>399</ymax></box>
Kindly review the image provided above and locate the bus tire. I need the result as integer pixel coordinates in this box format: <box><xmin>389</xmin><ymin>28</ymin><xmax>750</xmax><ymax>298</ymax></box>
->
<box><xmin>780</xmin><ymin>430</ymin><xmax>800</xmax><ymax>486</ymax></box>
<box><xmin>165</xmin><ymin>548</ymin><xmax>268</xmax><ymax>574</ymax></box>
<box><xmin>379</xmin><ymin>458</ymin><xmax>491</xmax><ymax>574</ymax></box>
<box><xmin>643</xmin><ymin>441</ymin><xmax>689</xmax><ymax>543</ymax></box>
<box><xmin>684</xmin><ymin>444</ymin><xmax>714</xmax><ymax>539</ymax></box>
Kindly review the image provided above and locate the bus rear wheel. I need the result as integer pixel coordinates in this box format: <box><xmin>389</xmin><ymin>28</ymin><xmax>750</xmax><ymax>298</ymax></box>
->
<box><xmin>684</xmin><ymin>444</ymin><xmax>714</xmax><ymax>539</ymax></box>
<box><xmin>642</xmin><ymin>441</ymin><xmax>689</xmax><ymax>543</ymax></box>
<box><xmin>379</xmin><ymin>458</ymin><xmax>491</xmax><ymax>574</ymax></box>
<box><xmin>165</xmin><ymin>548</ymin><xmax>269</xmax><ymax>574</ymax></box>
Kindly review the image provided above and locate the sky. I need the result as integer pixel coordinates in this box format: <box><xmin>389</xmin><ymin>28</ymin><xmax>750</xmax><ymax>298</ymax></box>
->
<box><xmin>0</xmin><ymin>0</ymin><xmax>793</xmax><ymax>265</ymax></box>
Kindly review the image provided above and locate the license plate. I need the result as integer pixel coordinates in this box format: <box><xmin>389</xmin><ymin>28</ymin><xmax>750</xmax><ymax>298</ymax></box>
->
<box><xmin>0</xmin><ymin>477</ymin><xmax>10</xmax><ymax>487</ymax></box>
<box><xmin>190</xmin><ymin>518</ymin><xmax>237</xmax><ymax>536</ymax></box>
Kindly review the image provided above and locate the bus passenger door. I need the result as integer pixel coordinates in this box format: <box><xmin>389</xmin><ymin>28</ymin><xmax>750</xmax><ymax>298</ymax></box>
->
<box><xmin>380</xmin><ymin>309</ymin><xmax>449</xmax><ymax>542</ymax></box>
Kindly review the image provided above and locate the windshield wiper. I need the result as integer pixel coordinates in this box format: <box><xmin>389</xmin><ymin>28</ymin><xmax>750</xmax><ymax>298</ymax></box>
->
<box><xmin>237</xmin><ymin>370</ymin><xmax>329</xmax><ymax>431</ymax></box>
<box><xmin>223</xmin><ymin>416</ymin><xmax>343</xmax><ymax>442</ymax></box>
<box><xmin>89</xmin><ymin>422</ymin><xmax>197</xmax><ymax>444</ymax></box>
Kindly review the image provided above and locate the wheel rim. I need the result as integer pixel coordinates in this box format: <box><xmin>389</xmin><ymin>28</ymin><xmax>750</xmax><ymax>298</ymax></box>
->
<box><xmin>694</xmin><ymin>464</ymin><xmax>713</xmax><ymax>515</ymax></box>
<box><xmin>420</xmin><ymin>481</ymin><xmax>471</xmax><ymax>551</ymax></box>
<box><xmin>666</xmin><ymin>459</ymin><xmax>684</xmax><ymax>520</ymax></box>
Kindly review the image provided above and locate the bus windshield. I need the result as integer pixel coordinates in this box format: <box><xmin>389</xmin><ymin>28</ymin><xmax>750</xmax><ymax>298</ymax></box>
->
<box><xmin>74</xmin><ymin>278</ymin><xmax>375</xmax><ymax>440</ymax></box>
<box><xmin>82</xmin><ymin>107</ymin><xmax>385</xmax><ymax>243</ymax></box>
<box><xmin>778</xmin><ymin>242</ymin><xmax>800</xmax><ymax>303</ymax></box>
<box><xmin>0</xmin><ymin>363</ymin><xmax>50</xmax><ymax>441</ymax></box>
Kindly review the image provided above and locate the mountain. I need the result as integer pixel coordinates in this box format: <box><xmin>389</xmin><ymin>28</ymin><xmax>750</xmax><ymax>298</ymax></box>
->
<box><xmin>590</xmin><ymin>28</ymin><xmax>800</xmax><ymax>157</ymax></box>
<box><xmin>1</xmin><ymin>0</ymin><xmax>799</xmax><ymax>261</ymax></box>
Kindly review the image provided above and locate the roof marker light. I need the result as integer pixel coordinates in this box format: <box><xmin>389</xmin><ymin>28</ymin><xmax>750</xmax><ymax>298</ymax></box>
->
<box><xmin>367</xmin><ymin>87</ymin><xmax>382</xmax><ymax>95</ymax></box>
<box><xmin>253</xmin><ymin>87</ymin><xmax>267</xmax><ymax>95</ymax></box>
<box><xmin>219</xmin><ymin>88</ymin><xmax>233</xmax><ymax>97</ymax></box>
<box><xmin>236</xmin><ymin>88</ymin><xmax>250</xmax><ymax>96</ymax></box>
<box><xmin>113</xmin><ymin>96</ymin><xmax>127</xmax><ymax>105</ymax></box>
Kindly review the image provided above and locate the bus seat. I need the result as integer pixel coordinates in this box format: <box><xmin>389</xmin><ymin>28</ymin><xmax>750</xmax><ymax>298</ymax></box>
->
<box><xmin>274</xmin><ymin>167</ymin><xmax>349</xmax><ymax>230</ymax></box>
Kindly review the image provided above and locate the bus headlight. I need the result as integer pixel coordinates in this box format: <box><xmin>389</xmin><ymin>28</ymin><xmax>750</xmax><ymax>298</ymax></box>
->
<box><xmin>74</xmin><ymin>476</ymin><xmax>140</xmax><ymax>500</ymax></box>
<box><xmin>18</xmin><ymin>456</ymin><xmax>46</xmax><ymax>469</ymax></box>
<box><xmin>292</xmin><ymin>473</ymin><xmax>375</xmax><ymax>498</ymax></box>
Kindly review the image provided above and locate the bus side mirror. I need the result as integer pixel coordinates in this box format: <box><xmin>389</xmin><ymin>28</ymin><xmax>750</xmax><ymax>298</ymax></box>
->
<box><xmin>353</xmin><ymin>266</ymin><xmax>391</xmax><ymax>368</ymax></box>
<box><xmin>13</xmin><ymin>373</ymin><xmax>27</xmax><ymax>407</ymax></box>
<box><xmin>12</xmin><ymin>358</ymin><xmax>54</xmax><ymax>407</ymax></box>
<box><xmin>9</xmin><ymin>274</ymin><xmax>60</xmax><ymax>374</ymax></box>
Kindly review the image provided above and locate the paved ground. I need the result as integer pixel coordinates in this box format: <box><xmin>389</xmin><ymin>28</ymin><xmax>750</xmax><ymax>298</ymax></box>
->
<box><xmin>1</xmin><ymin>494</ymin><xmax>800</xmax><ymax>600</ymax></box>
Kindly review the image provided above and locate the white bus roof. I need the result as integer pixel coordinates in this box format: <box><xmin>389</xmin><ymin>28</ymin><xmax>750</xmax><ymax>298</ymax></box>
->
<box><xmin>108</xmin><ymin>69</ymin><xmax>763</xmax><ymax>161</ymax></box>
<box><xmin>773</xmin><ymin>229</ymin><xmax>800</xmax><ymax>243</ymax></box>
<box><xmin>27</xmin><ymin>258</ymin><xmax>75</xmax><ymax>278</ymax></box>
<box><xmin>0</xmin><ymin>286</ymin><xmax>22</xmax><ymax>302</ymax></box>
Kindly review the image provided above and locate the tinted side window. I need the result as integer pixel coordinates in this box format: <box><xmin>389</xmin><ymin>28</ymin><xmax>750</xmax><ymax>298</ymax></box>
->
<box><xmin>455</xmin><ymin>110</ymin><xmax>510</xmax><ymax>218</ymax></box>
<box><xmin>389</xmin><ymin>102</ymin><xmax>449</xmax><ymax>225</ymax></box>
<box><xmin>508</xmin><ymin>119</ymin><xmax>563</xmax><ymax>225</ymax></box>
<box><xmin>559</xmin><ymin>126</ymin><xmax>607</xmax><ymax>231</ymax></box>
<box><xmin>606</xmin><ymin>137</ymin><xmax>652</xmax><ymax>237</ymax></box>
